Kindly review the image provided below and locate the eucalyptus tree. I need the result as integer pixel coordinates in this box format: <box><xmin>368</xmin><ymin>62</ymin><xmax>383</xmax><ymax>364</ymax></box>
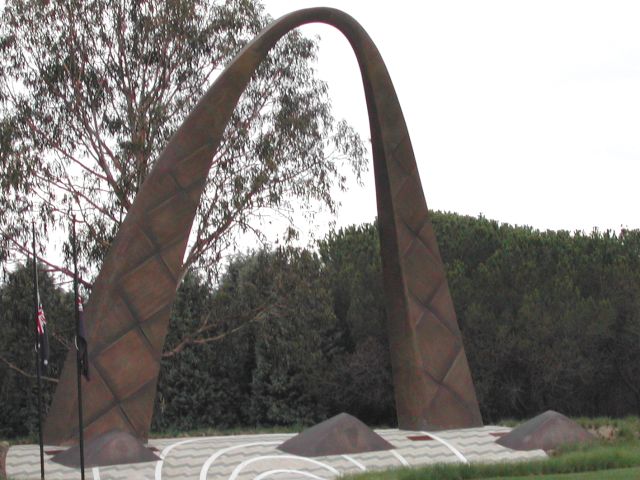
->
<box><xmin>0</xmin><ymin>0</ymin><xmax>365</xmax><ymax>282</ymax></box>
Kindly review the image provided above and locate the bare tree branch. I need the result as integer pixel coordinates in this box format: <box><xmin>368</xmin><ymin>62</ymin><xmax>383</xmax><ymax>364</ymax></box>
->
<box><xmin>0</xmin><ymin>354</ymin><xmax>59</xmax><ymax>384</ymax></box>
<box><xmin>162</xmin><ymin>303</ymin><xmax>282</xmax><ymax>358</ymax></box>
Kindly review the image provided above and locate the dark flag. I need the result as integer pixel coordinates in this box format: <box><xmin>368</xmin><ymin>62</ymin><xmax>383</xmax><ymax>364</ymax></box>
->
<box><xmin>36</xmin><ymin>294</ymin><xmax>50</xmax><ymax>372</ymax></box>
<box><xmin>76</xmin><ymin>296</ymin><xmax>90</xmax><ymax>380</ymax></box>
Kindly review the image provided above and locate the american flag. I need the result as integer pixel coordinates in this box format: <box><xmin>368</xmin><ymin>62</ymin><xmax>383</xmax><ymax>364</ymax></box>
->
<box><xmin>36</xmin><ymin>305</ymin><xmax>46</xmax><ymax>335</ymax></box>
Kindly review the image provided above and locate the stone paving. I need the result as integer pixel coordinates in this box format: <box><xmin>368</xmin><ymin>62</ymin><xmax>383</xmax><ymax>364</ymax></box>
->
<box><xmin>6</xmin><ymin>426</ymin><xmax>546</xmax><ymax>479</ymax></box>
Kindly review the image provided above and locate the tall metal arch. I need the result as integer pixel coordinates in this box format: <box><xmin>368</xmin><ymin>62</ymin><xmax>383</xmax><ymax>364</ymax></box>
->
<box><xmin>44</xmin><ymin>7</ymin><xmax>482</xmax><ymax>445</ymax></box>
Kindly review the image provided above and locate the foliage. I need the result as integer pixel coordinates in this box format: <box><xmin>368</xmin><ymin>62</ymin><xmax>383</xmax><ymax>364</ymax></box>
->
<box><xmin>153</xmin><ymin>248</ymin><xmax>342</xmax><ymax>430</ymax></box>
<box><xmin>318</xmin><ymin>214</ymin><xmax>640</xmax><ymax>424</ymax></box>
<box><xmin>0</xmin><ymin>0</ymin><xmax>365</xmax><ymax>280</ymax></box>
<box><xmin>1</xmin><ymin>212</ymin><xmax>639</xmax><ymax>438</ymax></box>
<box><xmin>439</xmin><ymin>216</ymin><xmax>640</xmax><ymax>422</ymax></box>
<box><xmin>318</xmin><ymin>223</ymin><xmax>394</xmax><ymax>425</ymax></box>
<box><xmin>152</xmin><ymin>214</ymin><xmax>640</xmax><ymax>431</ymax></box>
<box><xmin>0</xmin><ymin>263</ymin><xmax>73</xmax><ymax>438</ymax></box>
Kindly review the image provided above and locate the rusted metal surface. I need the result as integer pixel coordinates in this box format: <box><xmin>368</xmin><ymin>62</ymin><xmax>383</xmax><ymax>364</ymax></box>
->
<box><xmin>496</xmin><ymin>410</ymin><xmax>595</xmax><ymax>452</ymax></box>
<box><xmin>50</xmin><ymin>430</ymin><xmax>159</xmax><ymax>468</ymax></box>
<box><xmin>43</xmin><ymin>7</ymin><xmax>482</xmax><ymax>445</ymax></box>
<box><xmin>407</xmin><ymin>435</ymin><xmax>435</xmax><ymax>441</ymax></box>
<box><xmin>277</xmin><ymin>413</ymin><xmax>394</xmax><ymax>457</ymax></box>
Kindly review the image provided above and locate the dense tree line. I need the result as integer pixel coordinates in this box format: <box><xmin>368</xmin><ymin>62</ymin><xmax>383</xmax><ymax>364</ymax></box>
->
<box><xmin>0</xmin><ymin>263</ymin><xmax>73</xmax><ymax>438</ymax></box>
<box><xmin>436</xmin><ymin>214</ymin><xmax>640</xmax><ymax>422</ymax></box>
<box><xmin>1</xmin><ymin>212</ymin><xmax>639</xmax><ymax>438</ymax></box>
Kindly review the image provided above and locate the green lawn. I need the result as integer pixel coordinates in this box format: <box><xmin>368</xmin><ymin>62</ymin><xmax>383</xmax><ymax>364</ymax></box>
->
<box><xmin>343</xmin><ymin>440</ymin><xmax>640</xmax><ymax>480</ymax></box>
<box><xmin>485</xmin><ymin>467</ymin><xmax>640</xmax><ymax>479</ymax></box>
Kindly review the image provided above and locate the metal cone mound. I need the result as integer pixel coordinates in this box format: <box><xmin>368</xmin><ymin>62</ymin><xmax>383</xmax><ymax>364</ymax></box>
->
<box><xmin>278</xmin><ymin>413</ymin><xmax>395</xmax><ymax>457</ymax></box>
<box><xmin>497</xmin><ymin>410</ymin><xmax>595</xmax><ymax>451</ymax></box>
<box><xmin>50</xmin><ymin>430</ymin><xmax>159</xmax><ymax>468</ymax></box>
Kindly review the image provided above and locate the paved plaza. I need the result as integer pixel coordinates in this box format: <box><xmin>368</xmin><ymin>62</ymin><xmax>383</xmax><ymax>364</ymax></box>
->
<box><xmin>6</xmin><ymin>425</ymin><xmax>546</xmax><ymax>479</ymax></box>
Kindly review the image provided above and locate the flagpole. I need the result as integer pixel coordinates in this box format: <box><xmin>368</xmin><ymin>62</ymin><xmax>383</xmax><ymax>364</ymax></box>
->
<box><xmin>72</xmin><ymin>216</ymin><xmax>85</xmax><ymax>480</ymax></box>
<box><xmin>31</xmin><ymin>223</ymin><xmax>45</xmax><ymax>480</ymax></box>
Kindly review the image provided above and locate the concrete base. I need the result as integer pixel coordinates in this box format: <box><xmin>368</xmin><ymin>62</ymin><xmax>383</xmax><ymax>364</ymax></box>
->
<box><xmin>7</xmin><ymin>426</ymin><xmax>546</xmax><ymax>479</ymax></box>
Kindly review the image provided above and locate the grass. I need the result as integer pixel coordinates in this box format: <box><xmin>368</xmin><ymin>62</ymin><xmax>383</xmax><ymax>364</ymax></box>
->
<box><xmin>573</xmin><ymin>416</ymin><xmax>640</xmax><ymax>442</ymax></box>
<box><xmin>342</xmin><ymin>416</ymin><xmax>640</xmax><ymax>480</ymax></box>
<box><xmin>484</xmin><ymin>467</ymin><xmax>640</xmax><ymax>479</ymax></box>
<box><xmin>342</xmin><ymin>441</ymin><xmax>640</xmax><ymax>479</ymax></box>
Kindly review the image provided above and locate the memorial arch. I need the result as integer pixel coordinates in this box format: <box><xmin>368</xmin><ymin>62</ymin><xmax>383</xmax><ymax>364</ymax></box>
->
<box><xmin>44</xmin><ymin>7</ymin><xmax>482</xmax><ymax>445</ymax></box>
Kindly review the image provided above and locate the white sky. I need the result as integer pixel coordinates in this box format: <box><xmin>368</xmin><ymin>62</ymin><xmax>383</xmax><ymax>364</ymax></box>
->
<box><xmin>262</xmin><ymin>0</ymin><xmax>640</xmax><ymax>234</ymax></box>
<box><xmin>3</xmin><ymin>0</ymin><xmax>639</xmax><ymax>275</ymax></box>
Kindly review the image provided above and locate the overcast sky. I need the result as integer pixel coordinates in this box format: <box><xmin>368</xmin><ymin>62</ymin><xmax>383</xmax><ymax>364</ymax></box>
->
<box><xmin>3</xmin><ymin>0</ymin><xmax>639</xmax><ymax>273</ymax></box>
<box><xmin>261</xmin><ymin>0</ymin><xmax>640</xmax><ymax>234</ymax></box>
